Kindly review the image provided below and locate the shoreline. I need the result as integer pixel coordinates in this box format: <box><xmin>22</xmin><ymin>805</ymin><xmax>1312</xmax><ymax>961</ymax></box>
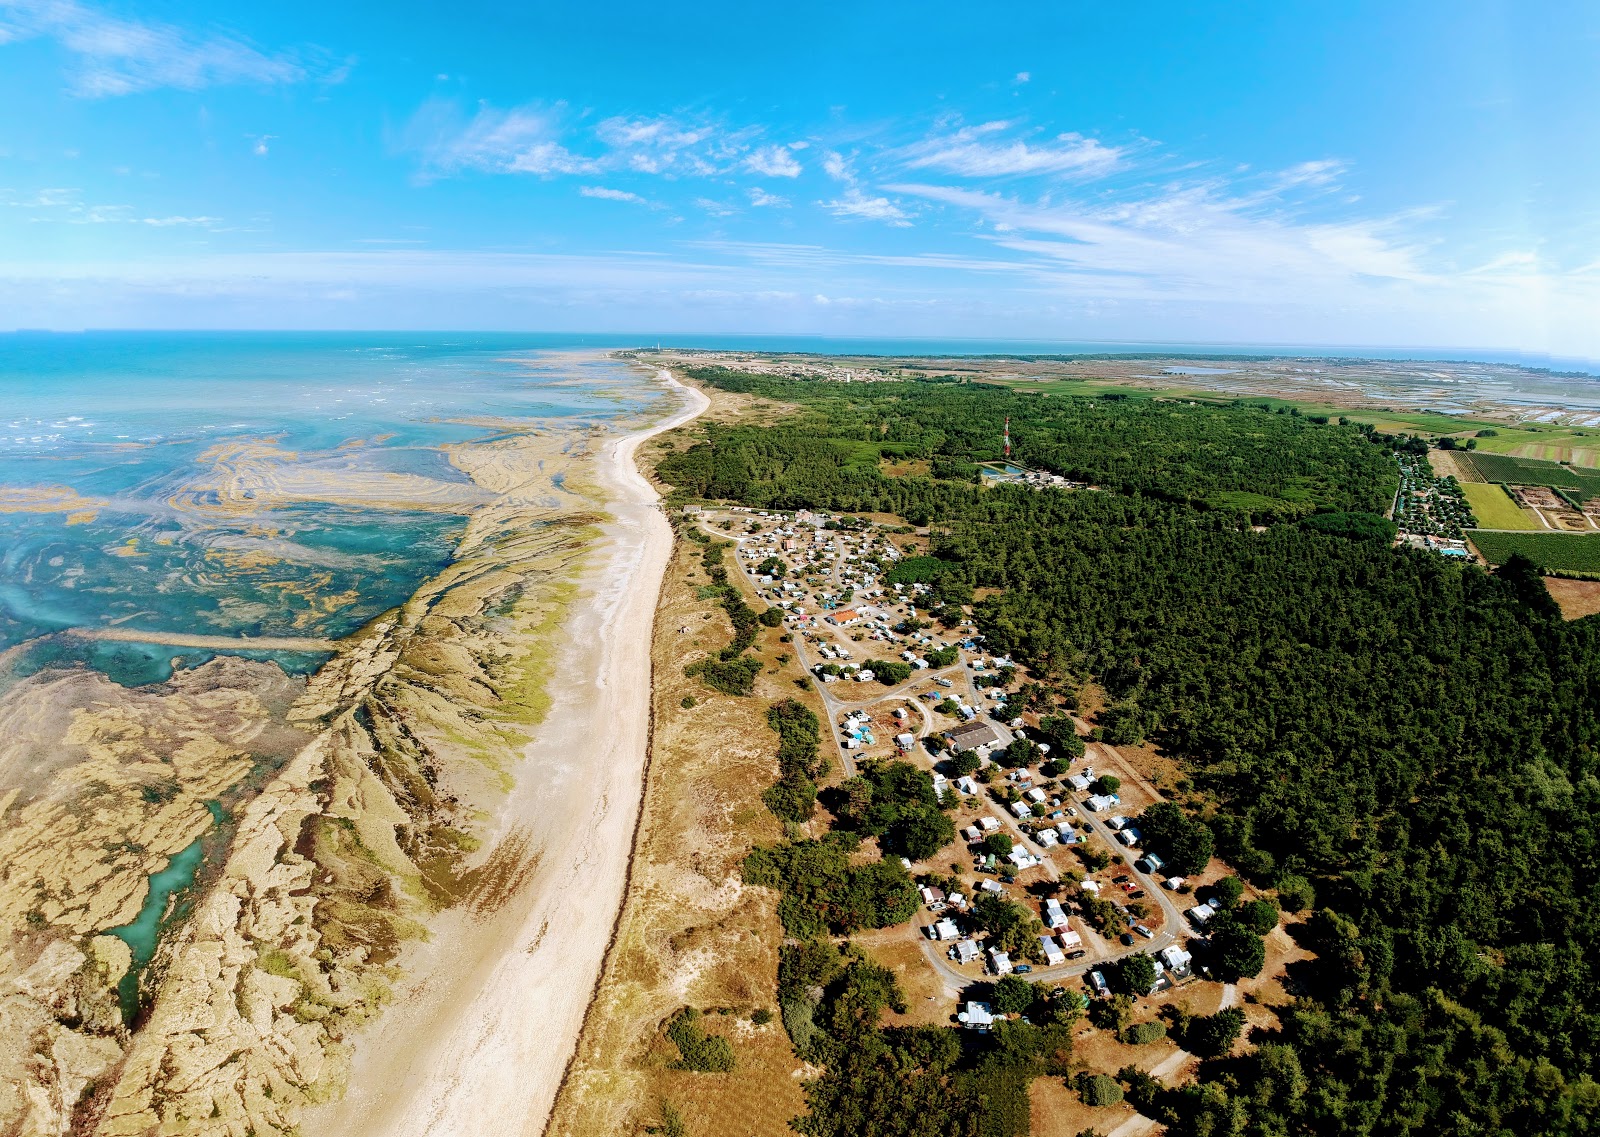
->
<box><xmin>304</xmin><ymin>367</ymin><xmax>707</xmax><ymax>1137</ymax></box>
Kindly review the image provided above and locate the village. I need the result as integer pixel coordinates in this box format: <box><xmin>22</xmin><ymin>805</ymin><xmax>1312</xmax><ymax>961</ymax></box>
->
<box><xmin>688</xmin><ymin>503</ymin><xmax>1262</xmax><ymax>1065</ymax></box>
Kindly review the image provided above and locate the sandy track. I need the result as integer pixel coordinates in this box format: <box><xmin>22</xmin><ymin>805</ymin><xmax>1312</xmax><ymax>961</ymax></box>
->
<box><xmin>303</xmin><ymin>369</ymin><xmax>707</xmax><ymax>1137</ymax></box>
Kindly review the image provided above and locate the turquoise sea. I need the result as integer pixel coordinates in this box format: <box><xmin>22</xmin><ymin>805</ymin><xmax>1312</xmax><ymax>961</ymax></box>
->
<box><xmin>0</xmin><ymin>333</ymin><xmax>666</xmax><ymax>686</ymax></box>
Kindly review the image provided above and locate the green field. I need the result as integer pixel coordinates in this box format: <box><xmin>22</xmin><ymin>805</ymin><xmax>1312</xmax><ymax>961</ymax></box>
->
<box><xmin>1459</xmin><ymin>481</ymin><xmax>1541</xmax><ymax>530</ymax></box>
<box><xmin>1471</xmin><ymin>424</ymin><xmax>1600</xmax><ymax>467</ymax></box>
<box><xmin>1468</xmin><ymin>530</ymin><xmax>1600</xmax><ymax>572</ymax></box>
<box><xmin>1464</xmin><ymin>452</ymin><xmax>1600</xmax><ymax>500</ymax></box>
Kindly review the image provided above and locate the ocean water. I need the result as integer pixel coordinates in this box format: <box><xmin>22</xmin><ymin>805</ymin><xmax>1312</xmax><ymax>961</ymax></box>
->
<box><xmin>0</xmin><ymin>333</ymin><xmax>666</xmax><ymax>685</ymax></box>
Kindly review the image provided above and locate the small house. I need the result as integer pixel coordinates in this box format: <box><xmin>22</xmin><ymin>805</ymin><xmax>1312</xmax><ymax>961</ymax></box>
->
<box><xmin>957</xmin><ymin>1001</ymin><xmax>995</xmax><ymax>1031</ymax></box>
<box><xmin>1039</xmin><ymin>935</ymin><xmax>1066</xmax><ymax>966</ymax></box>
<box><xmin>952</xmin><ymin>939</ymin><xmax>981</xmax><ymax>965</ymax></box>
<box><xmin>987</xmin><ymin>948</ymin><xmax>1013</xmax><ymax>976</ymax></box>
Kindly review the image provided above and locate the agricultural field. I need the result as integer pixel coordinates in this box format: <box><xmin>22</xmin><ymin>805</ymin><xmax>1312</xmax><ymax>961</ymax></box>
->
<box><xmin>1458</xmin><ymin>482</ymin><xmax>1541</xmax><ymax>530</ymax></box>
<box><xmin>1465</xmin><ymin>452</ymin><xmax>1600</xmax><ymax>499</ymax></box>
<box><xmin>1470</xmin><ymin>425</ymin><xmax>1600</xmax><ymax>467</ymax></box>
<box><xmin>1467</xmin><ymin>531</ymin><xmax>1600</xmax><ymax>574</ymax></box>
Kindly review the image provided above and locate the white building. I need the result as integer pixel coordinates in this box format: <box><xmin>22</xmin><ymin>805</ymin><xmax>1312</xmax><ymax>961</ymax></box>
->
<box><xmin>1039</xmin><ymin>935</ymin><xmax>1066</xmax><ymax>966</ymax></box>
<box><xmin>958</xmin><ymin>1001</ymin><xmax>995</xmax><ymax>1031</ymax></box>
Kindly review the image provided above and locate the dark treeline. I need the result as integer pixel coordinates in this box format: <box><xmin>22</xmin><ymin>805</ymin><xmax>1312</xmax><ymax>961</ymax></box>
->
<box><xmin>668</xmin><ymin>367</ymin><xmax>1600</xmax><ymax>1134</ymax></box>
<box><xmin>659</xmin><ymin>366</ymin><xmax>1396</xmax><ymax>521</ymax></box>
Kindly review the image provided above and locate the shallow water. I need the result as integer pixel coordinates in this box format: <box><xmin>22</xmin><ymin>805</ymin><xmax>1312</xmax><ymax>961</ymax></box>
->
<box><xmin>0</xmin><ymin>335</ymin><xmax>666</xmax><ymax>684</ymax></box>
<box><xmin>103</xmin><ymin>800</ymin><xmax>227</xmax><ymax>1022</ymax></box>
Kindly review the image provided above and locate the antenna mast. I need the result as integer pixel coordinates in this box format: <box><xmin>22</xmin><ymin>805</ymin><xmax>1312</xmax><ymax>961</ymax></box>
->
<box><xmin>1004</xmin><ymin>416</ymin><xmax>1011</xmax><ymax>460</ymax></box>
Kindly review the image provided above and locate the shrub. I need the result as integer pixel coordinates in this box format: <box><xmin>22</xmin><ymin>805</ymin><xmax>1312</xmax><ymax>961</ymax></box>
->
<box><xmin>665</xmin><ymin>1008</ymin><xmax>735</xmax><ymax>1072</ymax></box>
<box><xmin>1122</xmin><ymin>1020</ymin><xmax>1167</xmax><ymax>1046</ymax></box>
<box><xmin>1077</xmin><ymin>1072</ymin><xmax>1125</xmax><ymax>1107</ymax></box>
<box><xmin>751</xmin><ymin>1008</ymin><xmax>773</xmax><ymax>1025</ymax></box>
<box><xmin>680</xmin><ymin>695</ymin><xmax>697</xmax><ymax>709</ymax></box>
<box><xmin>1093</xmin><ymin>774</ymin><xmax>1121</xmax><ymax>795</ymax></box>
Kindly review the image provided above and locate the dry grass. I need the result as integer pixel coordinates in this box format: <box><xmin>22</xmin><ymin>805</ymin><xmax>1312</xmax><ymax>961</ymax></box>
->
<box><xmin>548</xmin><ymin>380</ymin><xmax>821</xmax><ymax>1137</ymax></box>
<box><xmin>1545</xmin><ymin>576</ymin><xmax>1600</xmax><ymax>620</ymax></box>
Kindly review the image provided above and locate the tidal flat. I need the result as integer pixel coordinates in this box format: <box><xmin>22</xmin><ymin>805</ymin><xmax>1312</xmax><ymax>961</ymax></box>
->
<box><xmin>0</xmin><ymin>335</ymin><xmax>686</xmax><ymax>1137</ymax></box>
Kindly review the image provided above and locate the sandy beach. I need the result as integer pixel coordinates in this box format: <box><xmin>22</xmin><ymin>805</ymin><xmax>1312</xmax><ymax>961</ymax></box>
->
<box><xmin>303</xmin><ymin>367</ymin><xmax>707</xmax><ymax>1137</ymax></box>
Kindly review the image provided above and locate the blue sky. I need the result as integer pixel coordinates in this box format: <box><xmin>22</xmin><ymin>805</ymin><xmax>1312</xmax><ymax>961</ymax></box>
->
<box><xmin>2</xmin><ymin>0</ymin><xmax>1598</xmax><ymax>356</ymax></box>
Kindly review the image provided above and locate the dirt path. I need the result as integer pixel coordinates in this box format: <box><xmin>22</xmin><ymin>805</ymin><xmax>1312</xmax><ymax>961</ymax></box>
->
<box><xmin>303</xmin><ymin>370</ymin><xmax>708</xmax><ymax>1137</ymax></box>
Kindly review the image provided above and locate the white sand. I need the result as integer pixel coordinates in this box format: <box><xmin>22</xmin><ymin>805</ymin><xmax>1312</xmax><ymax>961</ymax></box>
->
<box><xmin>305</xmin><ymin>368</ymin><xmax>707</xmax><ymax>1137</ymax></box>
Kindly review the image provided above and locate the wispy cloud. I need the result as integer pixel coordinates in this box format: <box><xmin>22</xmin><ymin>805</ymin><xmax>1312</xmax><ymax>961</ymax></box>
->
<box><xmin>822</xmin><ymin>188</ymin><xmax>912</xmax><ymax>227</ymax></box>
<box><xmin>2</xmin><ymin>186</ymin><xmax>223</xmax><ymax>227</ymax></box>
<box><xmin>580</xmin><ymin>185</ymin><xmax>653</xmax><ymax>206</ymax></box>
<box><xmin>900</xmin><ymin>121</ymin><xmax>1122</xmax><ymax>178</ymax></box>
<box><xmin>748</xmin><ymin>187</ymin><xmax>789</xmax><ymax>208</ymax></box>
<box><xmin>745</xmin><ymin>144</ymin><xmax>803</xmax><ymax>178</ymax></box>
<box><xmin>0</xmin><ymin>0</ymin><xmax>319</xmax><ymax>96</ymax></box>
<box><xmin>402</xmin><ymin>100</ymin><xmax>599</xmax><ymax>178</ymax></box>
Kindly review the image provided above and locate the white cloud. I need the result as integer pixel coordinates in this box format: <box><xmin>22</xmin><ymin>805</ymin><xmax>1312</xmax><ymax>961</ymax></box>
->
<box><xmin>1014</xmin><ymin>71</ymin><xmax>1031</xmax><ymax>84</ymax></box>
<box><xmin>1273</xmin><ymin>158</ymin><xmax>1346</xmax><ymax>190</ymax></box>
<box><xmin>822</xmin><ymin>188</ymin><xmax>912</xmax><ymax>227</ymax></box>
<box><xmin>745</xmin><ymin>145</ymin><xmax>803</xmax><ymax>178</ymax></box>
<box><xmin>694</xmin><ymin>197</ymin><xmax>738</xmax><ymax>217</ymax></box>
<box><xmin>900</xmin><ymin>122</ymin><xmax>1122</xmax><ymax>178</ymax></box>
<box><xmin>822</xmin><ymin>150</ymin><xmax>855</xmax><ymax>183</ymax></box>
<box><xmin>403</xmin><ymin>100</ymin><xmax>600</xmax><ymax>178</ymax></box>
<box><xmin>748</xmin><ymin>187</ymin><xmax>788</xmax><ymax>208</ymax></box>
<box><xmin>0</xmin><ymin>0</ymin><xmax>315</xmax><ymax>96</ymax></box>
<box><xmin>580</xmin><ymin>185</ymin><xmax>651</xmax><ymax>206</ymax></box>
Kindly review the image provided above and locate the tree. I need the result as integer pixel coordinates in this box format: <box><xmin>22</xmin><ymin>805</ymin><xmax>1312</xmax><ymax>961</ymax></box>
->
<box><xmin>1137</xmin><ymin>802</ymin><xmax>1213</xmax><ymax>876</ymax></box>
<box><xmin>1275</xmin><ymin>874</ymin><xmax>1315</xmax><ymax>914</ymax></box>
<box><xmin>1183</xmin><ymin>1007</ymin><xmax>1245</xmax><ymax>1058</ymax></box>
<box><xmin>1118</xmin><ymin>954</ymin><xmax>1157</xmax><ymax>996</ymax></box>
<box><xmin>948</xmin><ymin>749</ymin><xmax>981</xmax><ymax>776</ymax></box>
<box><xmin>1208</xmin><ymin>917</ymin><xmax>1266</xmax><ymax>981</ymax></box>
<box><xmin>1210</xmin><ymin>875</ymin><xmax>1244</xmax><ymax>910</ymax></box>
<box><xmin>1239</xmin><ymin>897</ymin><xmax>1279</xmax><ymax>934</ymax></box>
<box><xmin>991</xmin><ymin>975</ymin><xmax>1035</xmax><ymax>1015</ymax></box>
<box><xmin>997</xmin><ymin>737</ymin><xmax>1041</xmax><ymax>769</ymax></box>
<box><xmin>1038</xmin><ymin>714</ymin><xmax>1086</xmax><ymax>761</ymax></box>
<box><xmin>972</xmin><ymin>894</ymin><xmax>1043</xmax><ymax>958</ymax></box>
<box><xmin>759</xmin><ymin>606</ymin><xmax>785</xmax><ymax>627</ymax></box>
<box><xmin>891</xmin><ymin>808</ymin><xmax>955</xmax><ymax>862</ymax></box>
<box><xmin>983</xmin><ymin>833</ymin><xmax>1015</xmax><ymax>857</ymax></box>
<box><xmin>1092</xmin><ymin>774</ymin><xmax>1121</xmax><ymax>795</ymax></box>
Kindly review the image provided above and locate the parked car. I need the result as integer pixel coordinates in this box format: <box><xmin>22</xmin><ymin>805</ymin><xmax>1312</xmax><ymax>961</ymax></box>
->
<box><xmin>1134</xmin><ymin>924</ymin><xmax>1154</xmax><ymax>939</ymax></box>
<box><xmin>1130</xmin><ymin>890</ymin><xmax>1146</xmax><ymax>899</ymax></box>
<box><xmin>1067</xmin><ymin>950</ymin><xmax>1087</xmax><ymax>961</ymax></box>
<box><xmin>1014</xmin><ymin>964</ymin><xmax>1032</xmax><ymax>974</ymax></box>
<box><xmin>1120</xmin><ymin>932</ymin><xmax>1136</xmax><ymax>946</ymax></box>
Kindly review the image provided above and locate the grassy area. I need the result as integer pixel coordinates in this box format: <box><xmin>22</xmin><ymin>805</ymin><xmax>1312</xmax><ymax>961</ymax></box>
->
<box><xmin>1459</xmin><ymin>482</ymin><xmax>1541</xmax><ymax>530</ymax></box>
<box><xmin>1473</xmin><ymin>425</ymin><xmax>1600</xmax><ymax>467</ymax></box>
<box><xmin>1464</xmin><ymin>452</ymin><xmax>1600</xmax><ymax>500</ymax></box>
<box><xmin>1468</xmin><ymin>531</ymin><xmax>1600</xmax><ymax>573</ymax></box>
